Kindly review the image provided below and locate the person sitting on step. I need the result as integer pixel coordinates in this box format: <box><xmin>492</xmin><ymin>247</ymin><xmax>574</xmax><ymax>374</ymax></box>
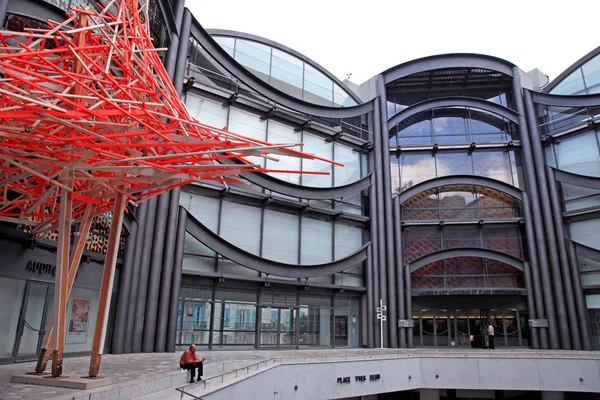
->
<box><xmin>180</xmin><ymin>343</ymin><xmax>204</xmax><ymax>383</ymax></box>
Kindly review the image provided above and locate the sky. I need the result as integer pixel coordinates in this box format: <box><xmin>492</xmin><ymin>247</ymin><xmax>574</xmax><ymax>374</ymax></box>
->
<box><xmin>185</xmin><ymin>0</ymin><xmax>599</xmax><ymax>86</ymax></box>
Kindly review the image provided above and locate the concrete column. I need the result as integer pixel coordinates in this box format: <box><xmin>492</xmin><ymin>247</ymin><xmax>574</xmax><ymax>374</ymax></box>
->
<box><xmin>420</xmin><ymin>389</ymin><xmax>440</xmax><ymax>400</ymax></box>
<box><xmin>541</xmin><ymin>391</ymin><xmax>564</xmax><ymax>400</ymax></box>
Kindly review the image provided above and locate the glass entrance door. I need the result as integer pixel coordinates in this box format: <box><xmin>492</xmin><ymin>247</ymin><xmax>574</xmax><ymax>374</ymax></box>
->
<box><xmin>260</xmin><ymin>307</ymin><xmax>297</xmax><ymax>348</ymax></box>
<box><xmin>13</xmin><ymin>281</ymin><xmax>52</xmax><ymax>362</ymax></box>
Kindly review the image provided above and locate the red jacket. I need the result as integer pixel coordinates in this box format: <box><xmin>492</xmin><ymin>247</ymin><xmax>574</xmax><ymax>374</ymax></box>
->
<box><xmin>180</xmin><ymin>348</ymin><xmax>201</xmax><ymax>365</ymax></box>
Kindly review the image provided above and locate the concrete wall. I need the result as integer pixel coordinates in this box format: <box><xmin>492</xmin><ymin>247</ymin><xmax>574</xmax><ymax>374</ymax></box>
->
<box><xmin>200</xmin><ymin>356</ymin><xmax>600</xmax><ymax>400</ymax></box>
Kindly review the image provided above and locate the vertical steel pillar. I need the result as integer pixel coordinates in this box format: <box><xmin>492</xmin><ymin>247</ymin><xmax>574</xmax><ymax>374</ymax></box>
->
<box><xmin>404</xmin><ymin>264</ymin><xmax>413</xmax><ymax>348</ymax></box>
<box><xmin>566</xmin><ymin>239</ymin><xmax>593</xmax><ymax>350</ymax></box>
<box><xmin>376</xmin><ymin>75</ymin><xmax>398</xmax><ymax>348</ymax></box>
<box><xmin>368</xmin><ymin>139</ymin><xmax>381</xmax><ymax>348</ymax></box>
<box><xmin>0</xmin><ymin>0</ymin><xmax>8</xmax><ymax>28</ymax></box>
<box><xmin>132</xmin><ymin>196</ymin><xmax>157</xmax><ymax>352</ymax></box>
<box><xmin>142</xmin><ymin>194</ymin><xmax>169</xmax><ymax>352</ymax></box>
<box><xmin>88</xmin><ymin>192</ymin><xmax>127</xmax><ymax>377</ymax></box>
<box><xmin>393</xmin><ymin>196</ymin><xmax>406</xmax><ymax>347</ymax></box>
<box><xmin>166</xmin><ymin>207</ymin><xmax>187</xmax><ymax>351</ymax></box>
<box><xmin>511</xmin><ymin>67</ymin><xmax>558</xmax><ymax>349</ymax></box>
<box><xmin>372</xmin><ymin>96</ymin><xmax>388</xmax><ymax>347</ymax></box>
<box><xmin>111</xmin><ymin>213</ymin><xmax>137</xmax><ymax>355</ymax></box>
<box><xmin>546</xmin><ymin>166</ymin><xmax>581</xmax><ymax>349</ymax></box>
<box><xmin>521</xmin><ymin>193</ymin><xmax>543</xmax><ymax>349</ymax></box>
<box><xmin>523</xmin><ymin>89</ymin><xmax>571</xmax><ymax>349</ymax></box>
<box><xmin>124</xmin><ymin>201</ymin><xmax>148</xmax><ymax>353</ymax></box>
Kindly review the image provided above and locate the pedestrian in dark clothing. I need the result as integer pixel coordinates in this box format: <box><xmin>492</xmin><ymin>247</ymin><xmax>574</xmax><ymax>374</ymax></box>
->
<box><xmin>180</xmin><ymin>344</ymin><xmax>204</xmax><ymax>383</ymax></box>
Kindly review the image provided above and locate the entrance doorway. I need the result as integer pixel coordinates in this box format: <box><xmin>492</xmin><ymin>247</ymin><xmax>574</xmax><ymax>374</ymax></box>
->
<box><xmin>414</xmin><ymin>308</ymin><xmax>528</xmax><ymax>348</ymax></box>
<box><xmin>12</xmin><ymin>281</ymin><xmax>53</xmax><ymax>362</ymax></box>
<box><xmin>259</xmin><ymin>307</ymin><xmax>297</xmax><ymax>348</ymax></box>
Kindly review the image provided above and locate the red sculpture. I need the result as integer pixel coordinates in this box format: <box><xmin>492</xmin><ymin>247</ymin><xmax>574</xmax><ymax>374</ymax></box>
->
<box><xmin>0</xmin><ymin>0</ymin><xmax>338</xmax><ymax>379</ymax></box>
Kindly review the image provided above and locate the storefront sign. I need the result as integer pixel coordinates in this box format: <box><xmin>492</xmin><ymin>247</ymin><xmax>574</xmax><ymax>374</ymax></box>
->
<box><xmin>528</xmin><ymin>319</ymin><xmax>548</xmax><ymax>328</ymax></box>
<box><xmin>398</xmin><ymin>319</ymin><xmax>414</xmax><ymax>328</ymax></box>
<box><xmin>66</xmin><ymin>298</ymin><xmax>91</xmax><ymax>344</ymax></box>
<box><xmin>25</xmin><ymin>260</ymin><xmax>56</xmax><ymax>276</ymax></box>
<box><xmin>412</xmin><ymin>288</ymin><xmax>526</xmax><ymax>296</ymax></box>
<box><xmin>337</xmin><ymin>374</ymin><xmax>381</xmax><ymax>384</ymax></box>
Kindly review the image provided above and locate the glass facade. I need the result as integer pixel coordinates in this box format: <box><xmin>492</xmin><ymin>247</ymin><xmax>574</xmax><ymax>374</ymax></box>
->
<box><xmin>180</xmin><ymin>190</ymin><xmax>364</xmax><ymax>272</ymax></box>
<box><xmin>176</xmin><ymin>282</ymin><xmax>361</xmax><ymax>349</ymax></box>
<box><xmin>213</xmin><ymin>36</ymin><xmax>358</xmax><ymax>107</ymax></box>
<box><xmin>391</xmin><ymin>150</ymin><xmax>522</xmax><ymax>193</ymax></box>
<box><xmin>185</xmin><ymin>94</ymin><xmax>366</xmax><ymax>187</ymax></box>
<box><xmin>390</xmin><ymin>107</ymin><xmax>518</xmax><ymax>146</ymax></box>
<box><xmin>545</xmin><ymin>130</ymin><xmax>600</xmax><ymax>177</ymax></box>
<box><xmin>550</xmin><ymin>53</ymin><xmax>600</xmax><ymax>96</ymax></box>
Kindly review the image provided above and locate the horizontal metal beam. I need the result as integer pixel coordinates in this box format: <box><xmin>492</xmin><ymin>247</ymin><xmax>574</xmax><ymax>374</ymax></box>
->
<box><xmin>396</xmin><ymin>174</ymin><xmax>523</xmax><ymax>204</ymax></box>
<box><xmin>553</xmin><ymin>167</ymin><xmax>600</xmax><ymax>190</ymax></box>
<box><xmin>408</xmin><ymin>247</ymin><xmax>525</xmax><ymax>273</ymax></box>
<box><xmin>530</xmin><ymin>91</ymin><xmax>600</xmax><ymax>107</ymax></box>
<box><xmin>387</xmin><ymin>96</ymin><xmax>519</xmax><ymax>128</ymax></box>
<box><xmin>183</xmin><ymin>206</ymin><xmax>370</xmax><ymax>278</ymax></box>
<box><xmin>383</xmin><ymin>54</ymin><xmax>514</xmax><ymax>85</ymax></box>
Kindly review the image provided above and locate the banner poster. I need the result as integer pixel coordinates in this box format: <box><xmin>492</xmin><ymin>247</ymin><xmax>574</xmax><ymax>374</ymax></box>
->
<box><xmin>66</xmin><ymin>298</ymin><xmax>91</xmax><ymax>344</ymax></box>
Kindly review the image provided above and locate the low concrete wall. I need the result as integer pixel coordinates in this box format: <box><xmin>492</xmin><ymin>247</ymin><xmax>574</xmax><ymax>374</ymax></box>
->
<box><xmin>200</xmin><ymin>356</ymin><xmax>600</xmax><ymax>400</ymax></box>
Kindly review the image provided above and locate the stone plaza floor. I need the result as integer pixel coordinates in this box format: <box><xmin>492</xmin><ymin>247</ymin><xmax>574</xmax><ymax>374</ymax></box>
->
<box><xmin>1</xmin><ymin>348</ymin><xmax>599</xmax><ymax>400</ymax></box>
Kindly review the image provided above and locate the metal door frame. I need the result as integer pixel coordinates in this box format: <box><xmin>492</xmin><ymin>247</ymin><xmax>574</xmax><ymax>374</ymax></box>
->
<box><xmin>12</xmin><ymin>280</ymin><xmax>53</xmax><ymax>362</ymax></box>
<box><xmin>258</xmin><ymin>306</ymin><xmax>298</xmax><ymax>349</ymax></box>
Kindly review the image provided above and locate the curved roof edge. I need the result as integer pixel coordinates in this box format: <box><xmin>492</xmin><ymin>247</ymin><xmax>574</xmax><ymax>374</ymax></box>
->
<box><xmin>544</xmin><ymin>46</ymin><xmax>600</xmax><ymax>94</ymax></box>
<box><xmin>237</xmin><ymin>172</ymin><xmax>373</xmax><ymax>200</ymax></box>
<box><xmin>187</xmin><ymin>10</ymin><xmax>374</xmax><ymax>119</ymax></box>
<box><xmin>395</xmin><ymin>175</ymin><xmax>523</xmax><ymax>204</ymax></box>
<box><xmin>382</xmin><ymin>53</ymin><xmax>515</xmax><ymax>85</ymax></box>
<box><xmin>183</xmin><ymin>207</ymin><xmax>370</xmax><ymax>278</ymax></box>
<box><xmin>387</xmin><ymin>96</ymin><xmax>520</xmax><ymax>128</ymax></box>
<box><xmin>408</xmin><ymin>247</ymin><xmax>525</xmax><ymax>273</ymax></box>
<box><xmin>552</xmin><ymin>168</ymin><xmax>600</xmax><ymax>190</ymax></box>
<box><xmin>206</xmin><ymin>29</ymin><xmax>362</xmax><ymax>104</ymax></box>
<box><xmin>530</xmin><ymin>90</ymin><xmax>600</xmax><ymax>107</ymax></box>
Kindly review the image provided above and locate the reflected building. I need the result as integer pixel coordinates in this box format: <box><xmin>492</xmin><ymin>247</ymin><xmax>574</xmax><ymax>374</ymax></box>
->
<box><xmin>1</xmin><ymin>1</ymin><xmax>600</xmax><ymax>372</ymax></box>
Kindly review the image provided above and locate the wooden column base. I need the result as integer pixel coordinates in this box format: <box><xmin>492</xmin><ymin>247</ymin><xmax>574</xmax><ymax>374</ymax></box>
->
<box><xmin>50</xmin><ymin>350</ymin><xmax>63</xmax><ymax>378</ymax></box>
<box><xmin>33</xmin><ymin>348</ymin><xmax>51</xmax><ymax>374</ymax></box>
<box><xmin>88</xmin><ymin>352</ymin><xmax>102</xmax><ymax>378</ymax></box>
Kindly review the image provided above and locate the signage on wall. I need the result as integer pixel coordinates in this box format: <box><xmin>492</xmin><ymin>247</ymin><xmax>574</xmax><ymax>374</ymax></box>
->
<box><xmin>25</xmin><ymin>260</ymin><xmax>56</xmax><ymax>276</ymax></box>
<box><xmin>337</xmin><ymin>374</ymin><xmax>381</xmax><ymax>384</ymax></box>
<box><xmin>412</xmin><ymin>288</ymin><xmax>526</xmax><ymax>296</ymax></box>
<box><xmin>66</xmin><ymin>298</ymin><xmax>91</xmax><ymax>344</ymax></box>
<box><xmin>528</xmin><ymin>319</ymin><xmax>548</xmax><ymax>328</ymax></box>
<box><xmin>398</xmin><ymin>319</ymin><xmax>414</xmax><ymax>328</ymax></box>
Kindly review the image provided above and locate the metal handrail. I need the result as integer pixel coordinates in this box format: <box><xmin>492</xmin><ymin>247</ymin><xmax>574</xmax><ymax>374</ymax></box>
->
<box><xmin>175</xmin><ymin>358</ymin><xmax>277</xmax><ymax>399</ymax></box>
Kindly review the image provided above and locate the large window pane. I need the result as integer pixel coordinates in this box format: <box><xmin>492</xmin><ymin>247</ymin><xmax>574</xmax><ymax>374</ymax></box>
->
<box><xmin>228</xmin><ymin>107</ymin><xmax>267</xmax><ymax>167</ymax></box>
<box><xmin>443</xmin><ymin>228</ymin><xmax>480</xmax><ymax>249</ymax></box>
<box><xmin>302</xmin><ymin>133</ymin><xmax>332</xmax><ymax>187</ymax></box>
<box><xmin>570</xmin><ymin>218</ymin><xmax>600</xmax><ymax>251</ymax></box>
<box><xmin>180</xmin><ymin>192</ymin><xmax>219</xmax><ymax>257</ymax></box>
<box><xmin>334</xmin><ymin>143</ymin><xmax>360</xmax><ymax>186</ymax></box>
<box><xmin>551</xmin><ymin>68</ymin><xmax>586</xmax><ymax>95</ymax></box>
<box><xmin>263</xmin><ymin>209</ymin><xmax>299</xmax><ymax>263</ymax></box>
<box><xmin>553</xmin><ymin>131</ymin><xmax>600</xmax><ymax>177</ymax></box>
<box><xmin>403</xmin><ymin>228</ymin><xmax>441</xmax><ymax>263</ymax></box>
<box><xmin>301</xmin><ymin>217</ymin><xmax>332</xmax><ymax>264</ymax></box>
<box><xmin>220</xmin><ymin>200</ymin><xmax>261</xmax><ymax>255</ymax></box>
<box><xmin>270</xmin><ymin>48</ymin><xmax>303</xmax><ymax>98</ymax></box>
<box><xmin>303</xmin><ymin>64</ymin><xmax>333</xmax><ymax>106</ymax></box>
<box><xmin>436</xmin><ymin>153</ymin><xmax>473</xmax><ymax>176</ymax></box>
<box><xmin>265</xmin><ymin>121</ymin><xmax>302</xmax><ymax>183</ymax></box>
<box><xmin>399</xmin><ymin>153</ymin><xmax>436</xmax><ymax>191</ymax></box>
<box><xmin>432</xmin><ymin>109</ymin><xmax>467</xmax><ymax>143</ymax></box>
<box><xmin>439</xmin><ymin>191</ymin><xmax>477</xmax><ymax>220</ymax></box>
<box><xmin>334</xmin><ymin>222</ymin><xmax>362</xmax><ymax>259</ymax></box>
<box><xmin>214</xmin><ymin>36</ymin><xmax>234</xmax><ymax>57</ymax></box>
<box><xmin>234</xmin><ymin>39</ymin><xmax>271</xmax><ymax>78</ymax></box>
<box><xmin>473</xmin><ymin>151</ymin><xmax>513</xmax><ymax>184</ymax></box>
<box><xmin>562</xmin><ymin>183</ymin><xmax>600</xmax><ymax>211</ymax></box>
<box><xmin>185</xmin><ymin>94</ymin><xmax>228</xmax><ymax>129</ymax></box>
<box><xmin>398</xmin><ymin>120</ymin><xmax>432</xmax><ymax>146</ymax></box>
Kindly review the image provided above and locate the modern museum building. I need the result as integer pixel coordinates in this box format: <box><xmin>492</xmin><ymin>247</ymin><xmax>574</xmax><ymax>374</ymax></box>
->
<box><xmin>2</xmin><ymin>0</ymin><xmax>600</xmax><ymax>389</ymax></box>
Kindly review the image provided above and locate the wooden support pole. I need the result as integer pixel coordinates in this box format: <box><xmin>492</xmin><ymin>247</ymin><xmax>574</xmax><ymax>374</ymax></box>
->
<box><xmin>87</xmin><ymin>191</ymin><xmax>126</xmax><ymax>378</ymax></box>
<box><xmin>47</xmin><ymin>171</ymin><xmax>73</xmax><ymax>379</ymax></box>
<box><xmin>34</xmin><ymin>203</ymin><xmax>96</xmax><ymax>374</ymax></box>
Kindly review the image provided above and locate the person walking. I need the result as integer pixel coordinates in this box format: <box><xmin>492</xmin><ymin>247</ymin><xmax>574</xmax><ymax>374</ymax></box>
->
<box><xmin>180</xmin><ymin>344</ymin><xmax>204</xmax><ymax>383</ymax></box>
<box><xmin>488</xmin><ymin>323</ymin><xmax>495</xmax><ymax>350</ymax></box>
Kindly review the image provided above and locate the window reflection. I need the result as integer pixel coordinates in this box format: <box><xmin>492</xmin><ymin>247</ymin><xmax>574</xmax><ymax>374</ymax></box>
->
<box><xmin>213</xmin><ymin>36</ymin><xmax>357</xmax><ymax>107</ymax></box>
<box><xmin>392</xmin><ymin>150</ymin><xmax>521</xmax><ymax>193</ymax></box>
<box><xmin>546</xmin><ymin>130</ymin><xmax>600</xmax><ymax>177</ymax></box>
<box><xmin>550</xmin><ymin>53</ymin><xmax>600</xmax><ymax>96</ymax></box>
